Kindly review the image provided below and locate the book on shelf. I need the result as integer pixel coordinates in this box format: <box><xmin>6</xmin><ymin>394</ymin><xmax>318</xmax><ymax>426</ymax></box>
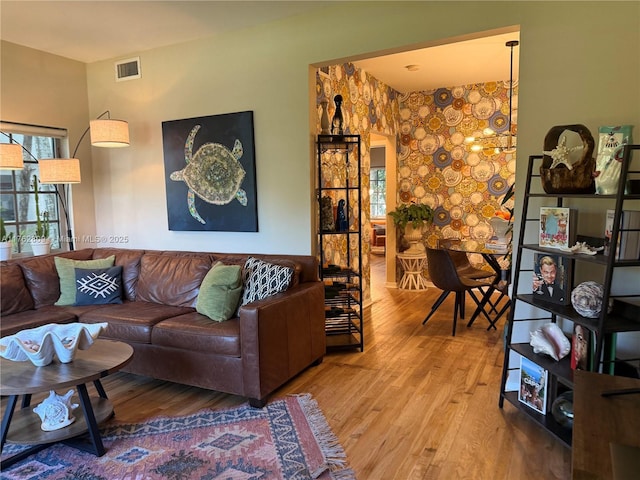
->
<box><xmin>532</xmin><ymin>253</ymin><xmax>572</xmax><ymax>306</ymax></box>
<box><xmin>539</xmin><ymin>207</ymin><xmax>577</xmax><ymax>249</ymax></box>
<box><xmin>518</xmin><ymin>356</ymin><xmax>548</xmax><ymax>415</ymax></box>
<box><xmin>571</xmin><ymin>324</ymin><xmax>591</xmax><ymax>370</ymax></box>
<box><xmin>604</xmin><ymin>209</ymin><xmax>640</xmax><ymax>260</ymax></box>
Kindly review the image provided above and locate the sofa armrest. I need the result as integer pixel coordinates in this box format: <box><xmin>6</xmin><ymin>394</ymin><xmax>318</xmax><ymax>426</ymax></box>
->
<box><xmin>238</xmin><ymin>281</ymin><xmax>325</xmax><ymax>403</ymax></box>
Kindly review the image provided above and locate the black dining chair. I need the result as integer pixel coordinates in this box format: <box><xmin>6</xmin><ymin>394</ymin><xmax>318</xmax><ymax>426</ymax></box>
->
<box><xmin>437</xmin><ymin>238</ymin><xmax>496</xmax><ymax>312</ymax></box>
<box><xmin>437</xmin><ymin>238</ymin><xmax>495</xmax><ymax>281</ymax></box>
<box><xmin>423</xmin><ymin>247</ymin><xmax>495</xmax><ymax>336</ymax></box>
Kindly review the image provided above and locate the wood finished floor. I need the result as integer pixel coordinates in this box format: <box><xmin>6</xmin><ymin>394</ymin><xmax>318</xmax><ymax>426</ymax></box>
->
<box><xmin>2</xmin><ymin>255</ymin><xmax>572</xmax><ymax>479</ymax></box>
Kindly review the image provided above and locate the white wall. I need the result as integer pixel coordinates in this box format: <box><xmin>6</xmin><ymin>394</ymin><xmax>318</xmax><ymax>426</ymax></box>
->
<box><xmin>0</xmin><ymin>42</ymin><xmax>97</xmax><ymax>246</ymax></box>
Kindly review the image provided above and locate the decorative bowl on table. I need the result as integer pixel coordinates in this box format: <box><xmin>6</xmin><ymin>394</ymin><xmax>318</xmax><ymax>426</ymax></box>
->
<box><xmin>0</xmin><ymin>322</ymin><xmax>108</xmax><ymax>366</ymax></box>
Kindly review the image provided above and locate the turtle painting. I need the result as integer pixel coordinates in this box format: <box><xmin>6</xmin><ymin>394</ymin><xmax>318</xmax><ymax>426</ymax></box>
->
<box><xmin>170</xmin><ymin>125</ymin><xmax>248</xmax><ymax>224</ymax></box>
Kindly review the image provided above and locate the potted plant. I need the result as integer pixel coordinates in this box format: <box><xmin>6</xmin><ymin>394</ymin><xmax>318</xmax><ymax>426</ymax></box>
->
<box><xmin>0</xmin><ymin>217</ymin><xmax>14</xmax><ymax>260</ymax></box>
<box><xmin>388</xmin><ymin>202</ymin><xmax>434</xmax><ymax>255</ymax></box>
<box><xmin>31</xmin><ymin>175</ymin><xmax>51</xmax><ymax>256</ymax></box>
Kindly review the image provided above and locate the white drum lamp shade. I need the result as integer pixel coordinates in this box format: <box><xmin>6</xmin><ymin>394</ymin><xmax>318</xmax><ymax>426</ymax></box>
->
<box><xmin>90</xmin><ymin>119</ymin><xmax>130</xmax><ymax>147</ymax></box>
<box><xmin>0</xmin><ymin>143</ymin><xmax>24</xmax><ymax>170</ymax></box>
<box><xmin>39</xmin><ymin>158</ymin><xmax>81</xmax><ymax>184</ymax></box>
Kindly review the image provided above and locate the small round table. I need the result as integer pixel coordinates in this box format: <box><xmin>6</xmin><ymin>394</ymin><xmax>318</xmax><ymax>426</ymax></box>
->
<box><xmin>0</xmin><ymin>339</ymin><xmax>133</xmax><ymax>468</ymax></box>
<box><xmin>397</xmin><ymin>252</ymin><xmax>428</xmax><ymax>290</ymax></box>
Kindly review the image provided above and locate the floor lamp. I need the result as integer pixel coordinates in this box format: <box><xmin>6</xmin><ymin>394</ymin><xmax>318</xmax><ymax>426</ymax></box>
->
<box><xmin>0</xmin><ymin>137</ymin><xmax>80</xmax><ymax>251</ymax></box>
<box><xmin>40</xmin><ymin>111</ymin><xmax>130</xmax><ymax>250</ymax></box>
<box><xmin>1</xmin><ymin>111</ymin><xmax>129</xmax><ymax>251</ymax></box>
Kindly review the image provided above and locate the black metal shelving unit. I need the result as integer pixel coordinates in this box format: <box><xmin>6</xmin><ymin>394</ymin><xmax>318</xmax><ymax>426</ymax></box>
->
<box><xmin>316</xmin><ymin>134</ymin><xmax>363</xmax><ymax>351</ymax></box>
<box><xmin>499</xmin><ymin>145</ymin><xmax>640</xmax><ymax>447</ymax></box>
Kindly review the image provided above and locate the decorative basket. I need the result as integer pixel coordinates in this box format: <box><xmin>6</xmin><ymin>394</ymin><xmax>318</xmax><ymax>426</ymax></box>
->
<box><xmin>540</xmin><ymin>124</ymin><xmax>596</xmax><ymax>194</ymax></box>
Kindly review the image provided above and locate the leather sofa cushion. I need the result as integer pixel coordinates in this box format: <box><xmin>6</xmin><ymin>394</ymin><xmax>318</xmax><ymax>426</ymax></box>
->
<box><xmin>136</xmin><ymin>253</ymin><xmax>212</xmax><ymax>307</ymax></box>
<box><xmin>0</xmin><ymin>305</ymin><xmax>76</xmax><ymax>337</ymax></box>
<box><xmin>93</xmin><ymin>248</ymin><xmax>145</xmax><ymax>301</ymax></box>
<box><xmin>1</xmin><ymin>263</ymin><xmax>34</xmax><ymax>315</ymax></box>
<box><xmin>152</xmin><ymin>312</ymin><xmax>241</xmax><ymax>357</ymax></box>
<box><xmin>78</xmin><ymin>301</ymin><xmax>194</xmax><ymax>344</ymax></box>
<box><xmin>19</xmin><ymin>250</ymin><xmax>94</xmax><ymax>308</ymax></box>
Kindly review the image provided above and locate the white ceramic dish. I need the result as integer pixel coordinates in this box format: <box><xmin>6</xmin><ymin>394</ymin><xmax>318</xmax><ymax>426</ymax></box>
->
<box><xmin>0</xmin><ymin>322</ymin><xmax>108</xmax><ymax>366</ymax></box>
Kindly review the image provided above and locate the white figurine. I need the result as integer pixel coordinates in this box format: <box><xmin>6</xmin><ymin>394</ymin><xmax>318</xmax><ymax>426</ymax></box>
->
<box><xmin>33</xmin><ymin>390</ymin><xmax>79</xmax><ymax>431</ymax></box>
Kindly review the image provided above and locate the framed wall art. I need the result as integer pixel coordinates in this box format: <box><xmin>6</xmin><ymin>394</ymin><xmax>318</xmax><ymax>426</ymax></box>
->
<box><xmin>162</xmin><ymin>111</ymin><xmax>258</xmax><ymax>232</ymax></box>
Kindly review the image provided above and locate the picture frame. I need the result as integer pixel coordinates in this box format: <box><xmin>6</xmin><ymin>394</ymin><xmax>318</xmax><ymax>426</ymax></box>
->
<box><xmin>571</xmin><ymin>324</ymin><xmax>591</xmax><ymax>370</ymax></box>
<box><xmin>162</xmin><ymin>111</ymin><xmax>258</xmax><ymax>232</ymax></box>
<box><xmin>518</xmin><ymin>356</ymin><xmax>548</xmax><ymax>415</ymax></box>
<box><xmin>539</xmin><ymin>207</ymin><xmax>576</xmax><ymax>250</ymax></box>
<box><xmin>532</xmin><ymin>253</ymin><xmax>572</xmax><ymax>306</ymax></box>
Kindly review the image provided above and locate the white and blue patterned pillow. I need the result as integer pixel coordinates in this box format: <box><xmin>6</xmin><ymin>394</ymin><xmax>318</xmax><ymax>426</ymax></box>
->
<box><xmin>74</xmin><ymin>266</ymin><xmax>123</xmax><ymax>306</ymax></box>
<box><xmin>240</xmin><ymin>257</ymin><xmax>293</xmax><ymax>307</ymax></box>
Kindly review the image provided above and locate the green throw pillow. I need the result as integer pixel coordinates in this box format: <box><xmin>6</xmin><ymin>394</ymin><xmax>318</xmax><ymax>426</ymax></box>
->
<box><xmin>54</xmin><ymin>255</ymin><xmax>116</xmax><ymax>306</ymax></box>
<box><xmin>196</xmin><ymin>262</ymin><xmax>243</xmax><ymax>322</ymax></box>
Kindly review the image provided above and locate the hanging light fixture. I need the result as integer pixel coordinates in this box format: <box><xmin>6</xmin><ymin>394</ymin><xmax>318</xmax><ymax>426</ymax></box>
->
<box><xmin>465</xmin><ymin>40</ymin><xmax>519</xmax><ymax>155</ymax></box>
<box><xmin>0</xmin><ymin>142</ymin><xmax>24</xmax><ymax>170</ymax></box>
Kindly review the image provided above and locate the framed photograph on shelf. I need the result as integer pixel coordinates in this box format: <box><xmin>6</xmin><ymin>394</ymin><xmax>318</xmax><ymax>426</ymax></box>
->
<box><xmin>571</xmin><ymin>324</ymin><xmax>591</xmax><ymax>370</ymax></box>
<box><xmin>532</xmin><ymin>253</ymin><xmax>572</xmax><ymax>305</ymax></box>
<box><xmin>539</xmin><ymin>207</ymin><xmax>577</xmax><ymax>249</ymax></box>
<box><xmin>604</xmin><ymin>209</ymin><xmax>640</xmax><ymax>260</ymax></box>
<box><xmin>518</xmin><ymin>356</ymin><xmax>548</xmax><ymax>415</ymax></box>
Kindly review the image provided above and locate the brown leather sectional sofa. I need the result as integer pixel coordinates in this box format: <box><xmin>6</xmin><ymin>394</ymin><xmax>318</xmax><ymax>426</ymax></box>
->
<box><xmin>0</xmin><ymin>248</ymin><xmax>326</xmax><ymax>407</ymax></box>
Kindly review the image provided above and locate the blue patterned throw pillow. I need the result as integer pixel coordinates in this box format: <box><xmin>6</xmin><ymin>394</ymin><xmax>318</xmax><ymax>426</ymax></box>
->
<box><xmin>74</xmin><ymin>266</ymin><xmax>123</xmax><ymax>306</ymax></box>
<box><xmin>240</xmin><ymin>257</ymin><xmax>293</xmax><ymax>307</ymax></box>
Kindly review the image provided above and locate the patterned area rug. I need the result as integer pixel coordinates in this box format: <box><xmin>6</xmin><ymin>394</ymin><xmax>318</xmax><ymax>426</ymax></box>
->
<box><xmin>1</xmin><ymin>394</ymin><xmax>355</xmax><ymax>479</ymax></box>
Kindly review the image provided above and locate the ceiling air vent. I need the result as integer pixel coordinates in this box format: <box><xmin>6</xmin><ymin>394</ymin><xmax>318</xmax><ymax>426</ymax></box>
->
<box><xmin>115</xmin><ymin>57</ymin><xmax>141</xmax><ymax>82</ymax></box>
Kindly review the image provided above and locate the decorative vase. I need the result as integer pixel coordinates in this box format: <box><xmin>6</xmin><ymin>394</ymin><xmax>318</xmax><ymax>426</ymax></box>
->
<box><xmin>490</xmin><ymin>217</ymin><xmax>511</xmax><ymax>243</ymax></box>
<box><xmin>31</xmin><ymin>238</ymin><xmax>51</xmax><ymax>256</ymax></box>
<box><xmin>403</xmin><ymin>223</ymin><xmax>425</xmax><ymax>255</ymax></box>
<box><xmin>331</xmin><ymin>94</ymin><xmax>344</xmax><ymax>135</ymax></box>
<box><xmin>336</xmin><ymin>199</ymin><xmax>348</xmax><ymax>232</ymax></box>
<box><xmin>320</xmin><ymin>195</ymin><xmax>335</xmax><ymax>231</ymax></box>
<box><xmin>0</xmin><ymin>241</ymin><xmax>12</xmax><ymax>261</ymax></box>
<box><xmin>551</xmin><ymin>391</ymin><xmax>574</xmax><ymax>429</ymax></box>
<box><xmin>320</xmin><ymin>100</ymin><xmax>331</xmax><ymax>135</ymax></box>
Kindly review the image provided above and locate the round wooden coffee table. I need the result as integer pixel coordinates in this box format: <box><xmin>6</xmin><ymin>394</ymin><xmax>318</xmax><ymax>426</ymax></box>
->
<box><xmin>0</xmin><ymin>339</ymin><xmax>133</xmax><ymax>468</ymax></box>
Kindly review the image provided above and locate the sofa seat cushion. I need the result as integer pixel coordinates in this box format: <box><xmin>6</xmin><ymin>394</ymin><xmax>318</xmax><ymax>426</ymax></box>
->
<box><xmin>152</xmin><ymin>312</ymin><xmax>240</xmax><ymax>357</ymax></box>
<box><xmin>78</xmin><ymin>301</ymin><xmax>194</xmax><ymax>344</ymax></box>
<box><xmin>1</xmin><ymin>263</ymin><xmax>34</xmax><ymax>316</ymax></box>
<box><xmin>0</xmin><ymin>306</ymin><xmax>77</xmax><ymax>337</ymax></box>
